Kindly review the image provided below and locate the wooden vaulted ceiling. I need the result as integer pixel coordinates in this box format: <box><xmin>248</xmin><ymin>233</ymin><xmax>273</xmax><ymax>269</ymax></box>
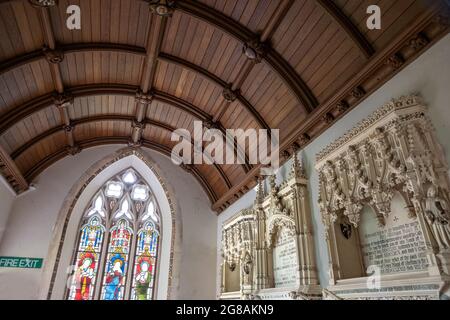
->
<box><xmin>0</xmin><ymin>0</ymin><xmax>448</xmax><ymax>213</ymax></box>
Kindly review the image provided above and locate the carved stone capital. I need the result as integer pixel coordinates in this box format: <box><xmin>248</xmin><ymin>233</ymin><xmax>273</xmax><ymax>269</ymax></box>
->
<box><xmin>43</xmin><ymin>46</ymin><xmax>64</xmax><ymax>64</ymax></box>
<box><xmin>222</xmin><ymin>84</ymin><xmax>238</xmax><ymax>102</ymax></box>
<box><xmin>147</xmin><ymin>0</ymin><xmax>175</xmax><ymax>17</ymax></box>
<box><xmin>242</xmin><ymin>38</ymin><xmax>267</xmax><ymax>63</ymax></box>
<box><xmin>28</xmin><ymin>0</ymin><xmax>58</xmax><ymax>7</ymax></box>
<box><xmin>53</xmin><ymin>92</ymin><xmax>74</xmax><ymax>108</ymax></box>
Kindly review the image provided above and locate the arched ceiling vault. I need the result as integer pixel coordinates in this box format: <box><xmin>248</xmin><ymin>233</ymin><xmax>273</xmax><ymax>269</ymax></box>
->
<box><xmin>0</xmin><ymin>0</ymin><xmax>448</xmax><ymax>213</ymax></box>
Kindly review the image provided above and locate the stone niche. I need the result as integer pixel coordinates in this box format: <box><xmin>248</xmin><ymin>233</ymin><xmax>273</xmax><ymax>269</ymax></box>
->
<box><xmin>219</xmin><ymin>154</ymin><xmax>322</xmax><ymax>300</ymax></box>
<box><xmin>316</xmin><ymin>95</ymin><xmax>450</xmax><ymax>300</ymax></box>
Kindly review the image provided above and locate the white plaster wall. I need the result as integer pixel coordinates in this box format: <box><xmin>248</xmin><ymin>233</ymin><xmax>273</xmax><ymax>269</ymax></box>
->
<box><xmin>0</xmin><ymin>145</ymin><xmax>217</xmax><ymax>299</ymax></box>
<box><xmin>216</xmin><ymin>34</ymin><xmax>450</xmax><ymax>296</ymax></box>
<box><xmin>0</xmin><ymin>176</ymin><xmax>14</xmax><ymax>244</ymax></box>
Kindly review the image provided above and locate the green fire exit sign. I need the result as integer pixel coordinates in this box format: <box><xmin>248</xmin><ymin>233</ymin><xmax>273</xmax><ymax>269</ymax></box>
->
<box><xmin>0</xmin><ymin>256</ymin><xmax>43</xmax><ymax>269</ymax></box>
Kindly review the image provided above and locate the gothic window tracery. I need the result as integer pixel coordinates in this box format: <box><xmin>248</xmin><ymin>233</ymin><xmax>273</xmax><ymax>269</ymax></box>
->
<box><xmin>67</xmin><ymin>168</ymin><xmax>161</xmax><ymax>300</ymax></box>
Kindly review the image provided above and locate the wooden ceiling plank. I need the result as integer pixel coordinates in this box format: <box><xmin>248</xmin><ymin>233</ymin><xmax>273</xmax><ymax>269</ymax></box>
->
<box><xmin>315</xmin><ymin>0</ymin><xmax>375</xmax><ymax>58</ymax></box>
<box><xmin>175</xmin><ymin>0</ymin><xmax>318</xmax><ymax>111</ymax></box>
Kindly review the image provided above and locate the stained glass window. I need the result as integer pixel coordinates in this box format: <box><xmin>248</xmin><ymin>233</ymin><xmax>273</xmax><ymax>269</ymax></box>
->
<box><xmin>67</xmin><ymin>195</ymin><xmax>106</xmax><ymax>300</ymax></box>
<box><xmin>67</xmin><ymin>169</ymin><xmax>161</xmax><ymax>300</ymax></box>
<box><xmin>130</xmin><ymin>205</ymin><xmax>160</xmax><ymax>300</ymax></box>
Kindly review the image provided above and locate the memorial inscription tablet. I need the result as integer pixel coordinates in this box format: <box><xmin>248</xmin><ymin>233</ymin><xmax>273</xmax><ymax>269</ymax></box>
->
<box><xmin>360</xmin><ymin>194</ymin><xmax>428</xmax><ymax>274</ymax></box>
<box><xmin>273</xmin><ymin>230</ymin><xmax>298</xmax><ymax>288</ymax></box>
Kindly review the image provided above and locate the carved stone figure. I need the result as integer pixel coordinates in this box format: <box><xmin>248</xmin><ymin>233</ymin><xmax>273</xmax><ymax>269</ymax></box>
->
<box><xmin>425</xmin><ymin>185</ymin><xmax>450</xmax><ymax>249</ymax></box>
<box><xmin>241</xmin><ymin>252</ymin><xmax>253</xmax><ymax>287</ymax></box>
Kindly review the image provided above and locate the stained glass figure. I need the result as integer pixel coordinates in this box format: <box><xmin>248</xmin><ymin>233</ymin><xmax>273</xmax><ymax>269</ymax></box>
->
<box><xmin>131</xmin><ymin>221</ymin><xmax>159</xmax><ymax>300</ymax></box>
<box><xmin>68</xmin><ymin>215</ymin><xmax>105</xmax><ymax>300</ymax></box>
<box><xmin>101</xmin><ymin>218</ymin><xmax>132</xmax><ymax>300</ymax></box>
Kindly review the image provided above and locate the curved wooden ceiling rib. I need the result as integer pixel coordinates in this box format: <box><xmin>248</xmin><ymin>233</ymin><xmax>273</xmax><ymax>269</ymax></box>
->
<box><xmin>0</xmin><ymin>43</ymin><xmax>146</xmax><ymax>74</ymax></box>
<box><xmin>315</xmin><ymin>0</ymin><xmax>375</xmax><ymax>58</ymax></box>
<box><xmin>0</xmin><ymin>84</ymin><xmax>203</xmax><ymax>134</ymax></box>
<box><xmin>0</xmin><ymin>43</ymin><xmax>270</xmax><ymax>132</ymax></box>
<box><xmin>0</xmin><ymin>87</ymin><xmax>238</xmax><ymax>192</ymax></box>
<box><xmin>10</xmin><ymin>114</ymin><xmax>233</xmax><ymax>189</ymax></box>
<box><xmin>0</xmin><ymin>47</ymin><xmax>260</xmax><ymax>174</ymax></box>
<box><xmin>1</xmin><ymin>0</ymin><xmax>319</xmax><ymax>111</ymax></box>
<box><xmin>22</xmin><ymin>136</ymin><xmax>218</xmax><ymax>203</ymax></box>
<box><xmin>173</xmin><ymin>0</ymin><xmax>318</xmax><ymax>112</ymax></box>
<box><xmin>158</xmin><ymin>52</ymin><xmax>271</xmax><ymax>131</ymax></box>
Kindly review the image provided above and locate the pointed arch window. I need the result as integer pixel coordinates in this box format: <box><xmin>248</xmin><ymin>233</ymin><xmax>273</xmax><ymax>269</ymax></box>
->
<box><xmin>67</xmin><ymin>169</ymin><xmax>161</xmax><ymax>300</ymax></box>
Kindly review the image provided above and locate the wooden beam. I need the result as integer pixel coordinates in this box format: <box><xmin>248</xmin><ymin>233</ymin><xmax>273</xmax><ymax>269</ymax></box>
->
<box><xmin>34</xmin><ymin>4</ymin><xmax>78</xmax><ymax>156</ymax></box>
<box><xmin>140</xmin><ymin>15</ymin><xmax>168</xmax><ymax>93</ymax></box>
<box><xmin>315</xmin><ymin>0</ymin><xmax>375</xmax><ymax>58</ymax></box>
<box><xmin>158</xmin><ymin>52</ymin><xmax>270</xmax><ymax>131</ymax></box>
<box><xmin>174</xmin><ymin>0</ymin><xmax>318</xmax><ymax>111</ymax></box>
<box><xmin>23</xmin><ymin>136</ymin><xmax>218</xmax><ymax>204</ymax></box>
<box><xmin>0</xmin><ymin>43</ymin><xmax>146</xmax><ymax>75</ymax></box>
<box><xmin>11</xmin><ymin>115</ymin><xmax>233</xmax><ymax>189</ymax></box>
<box><xmin>0</xmin><ymin>45</ymin><xmax>256</xmax><ymax>171</ymax></box>
<box><xmin>0</xmin><ymin>144</ymin><xmax>28</xmax><ymax>194</ymax></box>
<box><xmin>260</xmin><ymin>0</ymin><xmax>295</xmax><ymax>42</ymax></box>
<box><xmin>0</xmin><ymin>84</ymin><xmax>208</xmax><ymax>135</ymax></box>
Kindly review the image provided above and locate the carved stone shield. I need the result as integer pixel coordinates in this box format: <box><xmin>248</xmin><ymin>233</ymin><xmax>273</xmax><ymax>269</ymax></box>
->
<box><xmin>340</xmin><ymin>223</ymin><xmax>352</xmax><ymax>239</ymax></box>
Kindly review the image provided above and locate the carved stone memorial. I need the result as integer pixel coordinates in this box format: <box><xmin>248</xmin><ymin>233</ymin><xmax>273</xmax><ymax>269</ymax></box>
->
<box><xmin>220</xmin><ymin>154</ymin><xmax>321</xmax><ymax>300</ymax></box>
<box><xmin>316</xmin><ymin>95</ymin><xmax>450</xmax><ymax>300</ymax></box>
